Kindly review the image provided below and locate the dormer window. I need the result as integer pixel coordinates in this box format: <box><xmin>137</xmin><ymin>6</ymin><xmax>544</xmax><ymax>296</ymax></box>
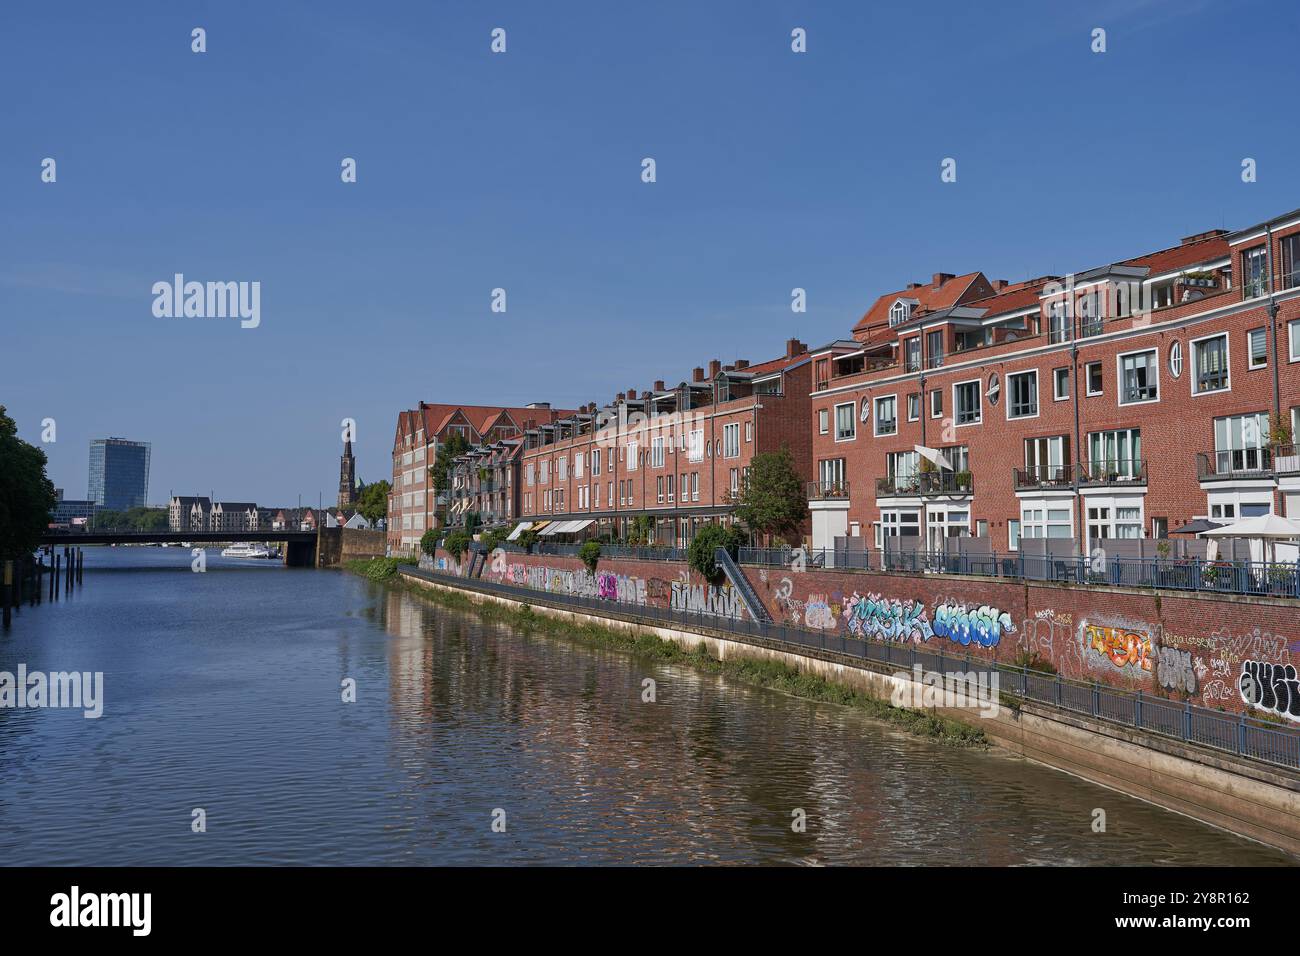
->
<box><xmin>889</xmin><ymin>300</ymin><xmax>913</xmax><ymax>327</ymax></box>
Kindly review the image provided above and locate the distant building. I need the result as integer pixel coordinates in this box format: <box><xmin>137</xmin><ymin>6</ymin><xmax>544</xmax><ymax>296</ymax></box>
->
<box><xmin>52</xmin><ymin>488</ymin><xmax>97</xmax><ymax>526</ymax></box>
<box><xmin>209</xmin><ymin>502</ymin><xmax>259</xmax><ymax>532</ymax></box>
<box><xmin>88</xmin><ymin>438</ymin><xmax>151</xmax><ymax>511</ymax></box>
<box><xmin>169</xmin><ymin>496</ymin><xmax>211</xmax><ymax>532</ymax></box>
<box><xmin>339</xmin><ymin>438</ymin><xmax>357</xmax><ymax>507</ymax></box>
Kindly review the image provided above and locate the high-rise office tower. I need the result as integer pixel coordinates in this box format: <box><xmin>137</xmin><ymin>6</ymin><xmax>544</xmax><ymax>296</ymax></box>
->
<box><xmin>88</xmin><ymin>437</ymin><xmax>151</xmax><ymax>510</ymax></box>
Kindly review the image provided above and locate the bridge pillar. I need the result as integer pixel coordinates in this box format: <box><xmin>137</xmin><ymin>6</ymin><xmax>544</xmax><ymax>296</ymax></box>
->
<box><xmin>284</xmin><ymin>539</ymin><xmax>317</xmax><ymax>568</ymax></box>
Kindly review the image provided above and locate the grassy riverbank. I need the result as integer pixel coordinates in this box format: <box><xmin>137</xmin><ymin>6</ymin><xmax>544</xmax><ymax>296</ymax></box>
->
<box><xmin>349</xmin><ymin>564</ymin><xmax>987</xmax><ymax>748</ymax></box>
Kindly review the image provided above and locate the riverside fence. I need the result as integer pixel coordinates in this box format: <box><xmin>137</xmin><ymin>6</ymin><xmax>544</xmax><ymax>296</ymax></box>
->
<box><xmin>407</xmin><ymin>566</ymin><xmax>1300</xmax><ymax>772</ymax></box>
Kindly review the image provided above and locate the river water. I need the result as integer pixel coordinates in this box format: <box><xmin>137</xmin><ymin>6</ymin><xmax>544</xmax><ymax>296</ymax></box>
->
<box><xmin>0</xmin><ymin>548</ymin><xmax>1290</xmax><ymax>866</ymax></box>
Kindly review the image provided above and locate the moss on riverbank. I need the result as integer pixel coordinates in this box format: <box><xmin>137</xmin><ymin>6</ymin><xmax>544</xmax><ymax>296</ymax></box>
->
<box><xmin>353</xmin><ymin>567</ymin><xmax>986</xmax><ymax>748</ymax></box>
<box><xmin>344</xmin><ymin>557</ymin><xmax>417</xmax><ymax>581</ymax></box>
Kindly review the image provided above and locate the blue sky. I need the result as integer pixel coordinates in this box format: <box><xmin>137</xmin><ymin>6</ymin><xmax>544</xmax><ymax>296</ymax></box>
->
<box><xmin>4</xmin><ymin>0</ymin><xmax>1298</xmax><ymax>506</ymax></box>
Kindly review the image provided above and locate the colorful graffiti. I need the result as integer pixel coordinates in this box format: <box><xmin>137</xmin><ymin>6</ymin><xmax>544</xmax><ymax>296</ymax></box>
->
<box><xmin>1239</xmin><ymin>660</ymin><xmax>1300</xmax><ymax>721</ymax></box>
<box><xmin>931</xmin><ymin>602</ymin><xmax>1015</xmax><ymax>648</ymax></box>
<box><xmin>499</xmin><ymin>563</ymin><xmax>648</xmax><ymax>606</ymax></box>
<box><xmin>1082</xmin><ymin>623</ymin><xmax>1154</xmax><ymax>677</ymax></box>
<box><xmin>843</xmin><ymin>593</ymin><xmax>934</xmax><ymax>643</ymax></box>
<box><xmin>804</xmin><ymin>594</ymin><xmax>837</xmax><ymax>630</ymax></box>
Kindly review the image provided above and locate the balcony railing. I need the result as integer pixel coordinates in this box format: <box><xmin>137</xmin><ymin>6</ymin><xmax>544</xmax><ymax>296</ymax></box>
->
<box><xmin>876</xmin><ymin>475</ymin><xmax>920</xmax><ymax>497</ymax></box>
<box><xmin>1275</xmin><ymin>444</ymin><xmax>1300</xmax><ymax>475</ymax></box>
<box><xmin>1013</xmin><ymin>464</ymin><xmax>1074</xmax><ymax>490</ymax></box>
<box><xmin>1197</xmin><ymin>447</ymin><xmax>1274</xmax><ymax>480</ymax></box>
<box><xmin>918</xmin><ymin>471</ymin><xmax>973</xmax><ymax>495</ymax></box>
<box><xmin>807</xmin><ymin>480</ymin><xmax>850</xmax><ymax>500</ymax></box>
<box><xmin>1078</xmin><ymin>458</ymin><xmax>1147</xmax><ymax>486</ymax></box>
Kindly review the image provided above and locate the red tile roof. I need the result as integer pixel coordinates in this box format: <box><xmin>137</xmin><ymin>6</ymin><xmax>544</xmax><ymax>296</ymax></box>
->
<box><xmin>852</xmin><ymin>272</ymin><xmax>994</xmax><ymax>341</ymax></box>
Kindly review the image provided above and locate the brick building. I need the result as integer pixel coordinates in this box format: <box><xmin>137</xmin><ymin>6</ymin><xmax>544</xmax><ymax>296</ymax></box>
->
<box><xmin>808</xmin><ymin>207</ymin><xmax>1300</xmax><ymax>558</ymax></box>
<box><xmin>388</xmin><ymin>402</ymin><xmax>573</xmax><ymax>554</ymax></box>
<box><xmin>517</xmin><ymin>338</ymin><xmax>819</xmax><ymax>547</ymax></box>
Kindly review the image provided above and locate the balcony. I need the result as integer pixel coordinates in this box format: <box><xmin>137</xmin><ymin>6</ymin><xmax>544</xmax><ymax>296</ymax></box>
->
<box><xmin>1078</xmin><ymin>458</ymin><xmax>1147</xmax><ymax>487</ymax></box>
<box><xmin>1013</xmin><ymin>464</ymin><xmax>1074</xmax><ymax>490</ymax></box>
<box><xmin>875</xmin><ymin>475</ymin><xmax>920</xmax><ymax>497</ymax></box>
<box><xmin>917</xmin><ymin>471</ymin><xmax>973</xmax><ymax>496</ymax></box>
<box><xmin>1197</xmin><ymin>448</ymin><xmax>1274</xmax><ymax>481</ymax></box>
<box><xmin>807</xmin><ymin>480</ymin><xmax>850</xmax><ymax>500</ymax></box>
<box><xmin>1275</xmin><ymin>444</ymin><xmax>1300</xmax><ymax>475</ymax></box>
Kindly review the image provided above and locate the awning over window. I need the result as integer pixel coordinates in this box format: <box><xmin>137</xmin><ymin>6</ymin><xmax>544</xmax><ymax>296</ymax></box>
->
<box><xmin>568</xmin><ymin>519</ymin><xmax>594</xmax><ymax>532</ymax></box>
<box><xmin>505</xmin><ymin>521</ymin><xmax>532</xmax><ymax>541</ymax></box>
<box><xmin>539</xmin><ymin>522</ymin><xmax>566</xmax><ymax>536</ymax></box>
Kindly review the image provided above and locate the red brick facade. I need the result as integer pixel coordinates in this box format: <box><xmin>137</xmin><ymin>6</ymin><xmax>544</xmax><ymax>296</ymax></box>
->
<box><xmin>517</xmin><ymin>339</ymin><xmax>816</xmax><ymax>547</ymax></box>
<box><xmin>809</xmin><ymin>210</ymin><xmax>1300</xmax><ymax>556</ymax></box>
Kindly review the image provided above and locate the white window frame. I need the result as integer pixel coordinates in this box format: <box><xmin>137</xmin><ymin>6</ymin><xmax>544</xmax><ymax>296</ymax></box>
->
<box><xmin>1117</xmin><ymin>347</ymin><xmax>1159</xmax><ymax>406</ymax></box>
<box><xmin>1053</xmin><ymin>366</ymin><xmax>1070</xmax><ymax>402</ymax></box>
<box><xmin>1247</xmin><ymin>328</ymin><xmax>1268</xmax><ymax>370</ymax></box>
<box><xmin>688</xmin><ymin>428</ymin><xmax>705</xmax><ymax>461</ymax></box>
<box><xmin>907</xmin><ymin>393</ymin><xmax>920</xmax><ymax>422</ymax></box>
<box><xmin>626</xmin><ymin>441</ymin><xmax>639</xmax><ymax>470</ymax></box>
<box><xmin>953</xmin><ymin>379</ymin><xmax>981</xmax><ymax>427</ymax></box>
<box><xmin>723</xmin><ymin>422</ymin><xmax>741</xmax><ymax>458</ymax></box>
<box><xmin>1290</xmin><ymin>319</ymin><xmax>1300</xmax><ymax>363</ymax></box>
<box><xmin>1190</xmin><ymin>331</ymin><xmax>1231</xmax><ymax>396</ymax></box>
<box><xmin>833</xmin><ymin>402</ymin><xmax>856</xmax><ymax>442</ymax></box>
<box><xmin>651</xmin><ymin>436</ymin><xmax>665</xmax><ymax>469</ymax></box>
<box><xmin>1169</xmin><ymin>340</ymin><xmax>1184</xmax><ymax>378</ymax></box>
<box><xmin>1085</xmin><ymin>360</ymin><xmax>1103</xmax><ymax>396</ymax></box>
<box><xmin>873</xmin><ymin>394</ymin><xmax>898</xmax><ymax>437</ymax></box>
<box><xmin>930</xmin><ymin>389</ymin><xmax>943</xmax><ymax>419</ymax></box>
<box><xmin>817</xmin><ymin>409</ymin><xmax>829</xmax><ymax>435</ymax></box>
<box><xmin>1006</xmin><ymin>369</ymin><xmax>1039</xmax><ymax>420</ymax></box>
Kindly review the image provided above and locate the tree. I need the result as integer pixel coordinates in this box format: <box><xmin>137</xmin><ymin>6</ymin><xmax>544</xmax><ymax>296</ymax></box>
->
<box><xmin>420</xmin><ymin>529</ymin><xmax>440</xmax><ymax>556</ymax></box>
<box><xmin>732</xmin><ymin>447</ymin><xmax>807</xmax><ymax>545</ymax></box>
<box><xmin>444</xmin><ymin>530</ymin><xmax>471</xmax><ymax>561</ymax></box>
<box><xmin>579</xmin><ymin>540</ymin><xmax>601</xmax><ymax>574</ymax></box>
<box><xmin>430</xmin><ymin>432</ymin><xmax>470</xmax><ymax>524</ymax></box>
<box><xmin>688</xmin><ymin>523</ymin><xmax>745</xmax><ymax>582</ymax></box>
<box><xmin>0</xmin><ymin>406</ymin><xmax>57</xmax><ymax>559</ymax></box>
<box><xmin>355</xmin><ymin>480</ymin><xmax>391</xmax><ymax>526</ymax></box>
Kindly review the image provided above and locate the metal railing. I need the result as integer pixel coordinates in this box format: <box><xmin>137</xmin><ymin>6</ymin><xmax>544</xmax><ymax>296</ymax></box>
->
<box><xmin>1013</xmin><ymin>464</ymin><xmax>1073</xmax><ymax>489</ymax></box>
<box><xmin>1077</xmin><ymin>458</ymin><xmax>1147</xmax><ymax>485</ymax></box>
<box><xmin>732</xmin><ymin>546</ymin><xmax>1300</xmax><ymax>599</ymax></box>
<box><xmin>407</xmin><ymin>566</ymin><xmax>1300</xmax><ymax>771</ymax></box>
<box><xmin>1197</xmin><ymin>447</ymin><xmax>1273</xmax><ymax>479</ymax></box>
<box><xmin>876</xmin><ymin>472</ymin><xmax>974</xmax><ymax>497</ymax></box>
<box><xmin>807</xmin><ymin>480</ymin><xmax>850</xmax><ymax>500</ymax></box>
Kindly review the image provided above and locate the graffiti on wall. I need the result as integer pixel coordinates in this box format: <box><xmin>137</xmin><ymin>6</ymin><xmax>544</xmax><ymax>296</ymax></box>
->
<box><xmin>842</xmin><ymin>593</ymin><xmax>934</xmax><ymax>643</ymax></box>
<box><xmin>1016</xmin><ymin>610</ymin><xmax>1075</xmax><ymax>667</ymax></box>
<box><xmin>500</xmin><ymin>563</ymin><xmax>648</xmax><ymax>606</ymax></box>
<box><xmin>670</xmin><ymin>578</ymin><xmax>744</xmax><ymax>619</ymax></box>
<box><xmin>1155</xmin><ymin>645</ymin><xmax>1198</xmax><ymax>695</ymax></box>
<box><xmin>772</xmin><ymin>577</ymin><xmax>839</xmax><ymax>629</ymax></box>
<box><xmin>1239</xmin><ymin>660</ymin><xmax>1300</xmax><ymax>721</ymax></box>
<box><xmin>931</xmin><ymin>602</ymin><xmax>1015</xmax><ymax>648</ymax></box>
<box><xmin>1081</xmin><ymin>622</ymin><xmax>1155</xmax><ymax>678</ymax></box>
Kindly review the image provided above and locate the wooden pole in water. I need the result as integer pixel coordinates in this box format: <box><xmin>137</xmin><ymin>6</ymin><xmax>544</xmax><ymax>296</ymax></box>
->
<box><xmin>53</xmin><ymin>553</ymin><xmax>60</xmax><ymax>601</ymax></box>
<box><xmin>77</xmin><ymin>548</ymin><xmax>83</xmax><ymax>585</ymax></box>
<box><xmin>2</xmin><ymin>560</ymin><xmax>12</xmax><ymax>628</ymax></box>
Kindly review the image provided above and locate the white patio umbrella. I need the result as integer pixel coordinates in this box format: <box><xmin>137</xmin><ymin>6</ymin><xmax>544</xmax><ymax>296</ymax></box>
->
<box><xmin>914</xmin><ymin>444</ymin><xmax>953</xmax><ymax>470</ymax></box>
<box><xmin>1201</xmin><ymin>513</ymin><xmax>1300</xmax><ymax>563</ymax></box>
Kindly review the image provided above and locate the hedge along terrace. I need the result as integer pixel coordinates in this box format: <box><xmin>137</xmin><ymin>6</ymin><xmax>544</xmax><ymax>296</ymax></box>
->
<box><xmin>429</xmin><ymin>546</ymin><xmax>1300</xmax><ymax>725</ymax></box>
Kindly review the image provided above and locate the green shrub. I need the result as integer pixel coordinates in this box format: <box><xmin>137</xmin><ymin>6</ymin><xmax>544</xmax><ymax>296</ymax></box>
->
<box><xmin>444</xmin><ymin>530</ymin><xmax>471</xmax><ymax>561</ymax></box>
<box><xmin>688</xmin><ymin>523</ymin><xmax>745</xmax><ymax>581</ymax></box>
<box><xmin>517</xmin><ymin>528</ymin><xmax>539</xmax><ymax>553</ymax></box>
<box><xmin>419</xmin><ymin>529</ymin><xmax>440</xmax><ymax>557</ymax></box>
<box><xmin>579</xmin><ymin>540</ymin><xmax>601</xmax><ymax>574</ymax></box>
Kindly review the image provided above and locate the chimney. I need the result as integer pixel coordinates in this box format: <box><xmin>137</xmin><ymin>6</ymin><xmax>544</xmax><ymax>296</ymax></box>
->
<box><xmin>1180</xmin><ymin>228</ymin><xmax>1229</xmax><ymax>246</ymax></box>
<box><xmin>932</xmin><ymin>272</ymin><xmax>955</xmax><ymax>289</ymax></box>
<box><xmin>641</xmin><ymin>390</ymin><xmax>652</xmax><ymax>399</ymax></box>
<box><xmin>692</xmin><ymin>366</ymin><xmax>705</xmax><ymax>382</ymax></box>
<box><xmin>734</xmin><ymin>358</ymin><xmax>749</xmax><ymax>369</ymax></box>
<box><xmin>722</xmin><ymin>364</ymin><xmax>735</xmax><ymax>372</ymax></box>
<box><xmin>708</xmin><ymin>359</ymin><xmax>721</xmax><ymax>378</ymax></box>
<box><xmin>992</xmin><ymin>279</ymin><xmax>1009</xmax><ymax>291</ymax></box>
<box><xmin>616</xmin><ymin>392</ymin><xmax>626</xmax><ymax>402</ymax></box>
<box><xmin>906</xmin><ymin>282</ymin><xmax>923</xmax><ymax>291</ymax></box>
<box><xmin>654</xmin><ymin>380</ymin><xmax>665</xmax><ymax>392</ymax></box>
<box><xmin>785</xmin><ymin>337</ymin><xmax>807</xmax><ymax>358</ymax></box>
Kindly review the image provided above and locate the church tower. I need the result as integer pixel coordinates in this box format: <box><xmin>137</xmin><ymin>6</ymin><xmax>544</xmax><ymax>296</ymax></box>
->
<box><xmin>338</xmin><ymin>437</ymin><xmax>356</xmax><ymax>507</ymax></box>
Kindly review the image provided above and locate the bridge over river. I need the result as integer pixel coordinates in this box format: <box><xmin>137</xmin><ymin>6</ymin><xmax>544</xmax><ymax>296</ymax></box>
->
<box><xmin>39</xmin><ymin>529</ymin><xmax>322</xmax><ymax>566</ymax></box>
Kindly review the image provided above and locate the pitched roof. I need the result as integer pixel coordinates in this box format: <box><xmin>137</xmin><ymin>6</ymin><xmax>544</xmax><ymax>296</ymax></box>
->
<box><xmin>852</xmin><ymin>272</ymin><xmax>993</xmax><ymax>341</ymax></box>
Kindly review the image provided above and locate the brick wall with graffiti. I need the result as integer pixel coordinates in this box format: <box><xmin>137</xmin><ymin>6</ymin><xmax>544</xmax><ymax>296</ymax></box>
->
<box><xmin>430</xmin><ymin>548</ymin><xmax>1300</xmax><ymax>722</ymax></box>
<box><xmin>463</xmin><ymin>549</ymin><xmax>748</xmax><ymax>620</ymax></box>
<box><xmin>751</xmin><ymin>563</ymin><xmax>1300</xmax><ymax>722</ymax></box>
